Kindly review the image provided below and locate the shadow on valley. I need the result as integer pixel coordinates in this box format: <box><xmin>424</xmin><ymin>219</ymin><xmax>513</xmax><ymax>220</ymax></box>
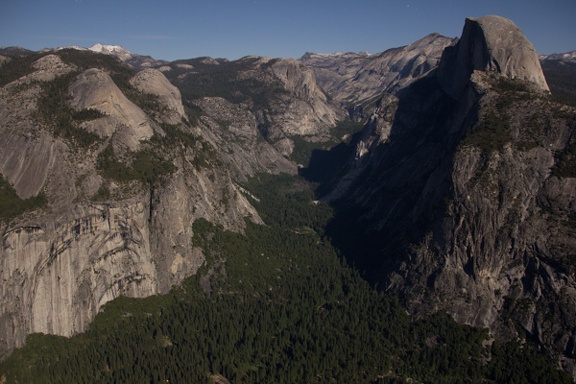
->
<box><xmin>297</xmin><ymin>134</ymin><xmax>359</xmax><ymax>195</ymax></box>
<box><xmin>301</xmin><ymin>73</ymin><xmax>474</xmax><ymax>288</ymax></box>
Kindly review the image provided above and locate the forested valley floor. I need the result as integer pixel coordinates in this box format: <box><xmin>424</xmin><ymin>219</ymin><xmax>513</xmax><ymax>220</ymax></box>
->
<box><xmin>0</xmin><ymin>174</ymin><xmax>571</xmax><ymax>383</ymax></box>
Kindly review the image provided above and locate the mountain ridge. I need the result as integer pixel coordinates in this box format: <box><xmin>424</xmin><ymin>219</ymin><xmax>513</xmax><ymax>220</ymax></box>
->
<box><xmin>1</xmin><ymin>14</ymin><xmax>576</xmax><ymax>379</ymax></box>
<box><xmin>312</xmin><ymin>14</ymin><xmax>576</xmax><ymax>376</ymax></box>
<box><xmin>0</xmin><ymin>42</ymin><xmax>345</xmax><ymax>358</ymax></box>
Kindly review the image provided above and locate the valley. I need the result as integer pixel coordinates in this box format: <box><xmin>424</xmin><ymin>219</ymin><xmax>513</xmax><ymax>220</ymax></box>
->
<box><xmin>1</xmin><ymin>14</ymin><xmax>576</xmax><ymax>382</ymax></box>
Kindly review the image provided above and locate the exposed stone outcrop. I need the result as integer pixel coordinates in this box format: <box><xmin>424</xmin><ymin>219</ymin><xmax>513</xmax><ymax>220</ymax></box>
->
<box><xmin>1</xmin><ymin>201</ymin><xmax>158</xmax><ymax>353</ymax></box>
<box><xmin>0</xmin><ymin>131</ymin><xmax>58</xmax><ymax>199</ymax></box>
<box><xmin>163</xmin><ymin>56</ymin><xmax>345</xmax><ymax>158</ymax></box>
<box><xmin>1</xmin><ymin>165</ymin><xmax>257</xmax><ymax>353</ymax></box>
<box><xmin>4</xmin><ymin>15</ymin><xmax>570</xmax><ymax>375</ymax></box>
<box><xmin>269</xmin><ymin>59</ymin><xmax>340</xmax><ymax>137</ymax></box>
<box><xmin>301</xmin><ymin>33</ymin><xmax>455</xmax><ymax>113</ymax></box>
<box><xmin>322</xmin><ymin>15</ymin><xmax>576</xmax><ymax>375</ymax></box>
<box><xmin>130</xmin><ymin>68</ymin><xmax>187</xmax><ymax>124</ymax></box>
<box><xmin>438</xmin><ymin>15</ymin><xmax>549</xmax><ymax>97</ymax></box>
<box><xmin>0</xmin><ymin>134</ymin><xmax>268</xmax><ymax>358</ymax></box>
<box><xmin>28</xmin><ymin>55</ymin><xmax>76</xmax><ymax>82</ymax></box>
<box><xmin>192</xmin><ymin>97</ymin><xmax>297</xmax><ymax>179</ymax></box>
<box><xmin>0</xmin><ymin>55</ymin><xmax>76</xmax><ymax>200</ymax></box>
<box><xmin>68</xmin><ymin>68</ymin><xmax>155</xmax><ymax>151</ymax></box>
<box><xmin>0</xmin><ymin>49</ymin><xmax>303</xmax><ymax>359</ymax></box>
<box><xmin>259</xmin><ymin>58</ymin><xmax>345</xmax><ymax>153</ymax></box>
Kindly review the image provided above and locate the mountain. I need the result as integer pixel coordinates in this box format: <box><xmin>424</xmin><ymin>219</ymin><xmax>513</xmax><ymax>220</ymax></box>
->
<box><xmin>0</xmin><ymin>47</ymin><xmax>343</xmax><ymax>359</ymax></box>
<box><xmin>541</xmin><ymin>50</ymin><xmax>576</xmax><ymax>61</ymax></box>
<box><xmin>88</xmin><ymin>43</ymin><xmax>133</xmax><ymax>60</ymax></box>
<box><xmin>47</xmin><ymin>43</ymin><xmax>169</xmax><ymax>70</ymax></box>
<box><xmin>160</xmin><ymin>55</ymin><xmax>344</xmax><ymax>160</ymax></box>
<box><xmin>0</xmin><ymin>46</ymin><xmax>34</xmax><ymax>56</ymax></box>
<box><xmin>313</xmin><ymin>15</ymin><xmax>576</xmax><ymax>374</ymax></box>
<box><xmin>87</xmin><ymin>43</ymin><xmax>168</xmax><ymax>70</ymax></box>
<box><xmin>300</xmin><ymin>33</ymin><xmax>456</xmax><ymax>118</ymax></box>
<box><xmin>1</xmin><ymin>14</ymin><xmax>576</xmax><ymax>381</ymax></box>
<box><xmin>540</xmin><ymin>50</ymin><xmax>576</xmax><ymax>106</ymax></box>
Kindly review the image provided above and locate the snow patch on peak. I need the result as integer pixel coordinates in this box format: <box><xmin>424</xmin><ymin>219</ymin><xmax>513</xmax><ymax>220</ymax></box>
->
<box><xmin>90</xmin><ymin>43</ymin><xmax>126</xmax><ymax>53</ymax></box>
<box><xmin>89</xmin><ymin>44</ymin><xmax>132</xmax><ymax>60</ymax></box>
<box><xmin>301</xmin><ymin>51</ymin><xmax>373</xmax><ymax>61</ymax></box>
<box><xmin>540</xmin><ymin>51</ymin><xmax>576</xmax><ymax>61</ymax></box>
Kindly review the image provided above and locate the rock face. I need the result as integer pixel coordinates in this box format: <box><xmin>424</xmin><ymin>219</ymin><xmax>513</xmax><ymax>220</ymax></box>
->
<box><xmin>438</xmin><ymin>15</ymin><xmax>549</xmax><ymax>97</ymax></box>
<box><xmin>269</xmin><ymin>59</ymin><xmax>340</xmax><ymax>138</ymax></box>
<box><xmin>1</xmin><ymin>201</ymin><xmax>158</xmax><ymax>342</ymax></box>
<box><xmin>0</xmin><ymin>43</ymin><xmax>352</xmax><ymax>359</ymax></box>
<box><xmin>0</xmin><ymin>54</ymin><xmax>76</xmax><ymax>200</ymax></box>
<box><xmin>0</xmin><ymin>50</ymin><xmax>307</xmax><ymax>359</ymax></box>
<box><xmin>322</xmin><ymin>16</ymin><xmax>576</xmax><ymax>374</ymax></box>
<box><xmin>130</xmin><ymin>68</ymin><xmax>186</xmax><ymax>125</ymax></box>
<box><xmin>301</xmin><ymin>34</ymin><xmax>455</xmax><ymax>114</ymax></box>
<box><xmin>191</xmin><ymin>96</ymin><xmax>296</xmax><ymax>179</ymax></box>
<box><xmin>2</xmin><ymin>14</ymin><xmax>573</xmax><ymax>376</ymax></box>
<box><xmin>69</xmin><ymin>68</ymin><xmax>155</xmax><ymax>151</ymax></box>
<box><xmin>163</xmin><ymin>56</ymin><xmax>345</xmax><ymax>158</ymax></box>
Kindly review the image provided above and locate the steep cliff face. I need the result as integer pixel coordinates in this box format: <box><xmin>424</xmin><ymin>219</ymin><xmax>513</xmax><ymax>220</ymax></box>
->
<box><xmin>1</xmin><ymin>201</ymin><xmax>159</xmax><ymax>352</ymax></box>
<box><xmin>323</xmin><ymin>16</ymin><xmax>576</xmax><ymax>373</ymax></box>
<box><xmin>69</xmin><ymin>68</ymin><xmax>155</xmax><ymax>151</ymax></box>
<box><xmin>129</xmin><ymin>68</ymin><xmax>187</xmax><ymax>125</ymax></box>
<box><xmin>398</xmin><ymin>75</ymin><xmax>576</xmax><ymax>373</ymax></box>
<box><xmin>0</xmin><ymin>49</ymin><xmax>303</xmax><ymax>358</ymax></box>
<box><xmin>191</xmin><ymin>96</ymin><xmax>296</xmax><ymax>179</ymax></box>
<box><xmin>438</xmin><ymin>15</ymin><xmax>550</xmax><ymax>97</ymax></box>
<box><xmin>0</xmin><ymin>42</ymin><xmax>350</xmax><ymax>357</ymax></box>
<box><xmin>301</xmin><ymin>34</ymin><xmax>455</xmax><ymax>115</ymax></box>
<box><xmin>0</xmin><ymin>54</ymin><xmax>74</xmax><ymax>200</ymax></box>
<box><xmin>3</xmin><ymin>15</ymin><xmax>572</xmax><ymax>375</ymax></box>
<box><xmin>162</xmin><ymin>56</ymin><xmax>345</xmax><ymax>158</ymax></box>
<box><xmin>269</xmin><ymin>59</ymin><xmax>340</xmax><ymax>139</ymax></box>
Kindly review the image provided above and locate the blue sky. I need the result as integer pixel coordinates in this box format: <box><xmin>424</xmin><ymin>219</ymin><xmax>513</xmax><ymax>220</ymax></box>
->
<box><xmin>1</xmin><ymin>0</ymin><xmax>575</xmax><ymax>61</ymax></box>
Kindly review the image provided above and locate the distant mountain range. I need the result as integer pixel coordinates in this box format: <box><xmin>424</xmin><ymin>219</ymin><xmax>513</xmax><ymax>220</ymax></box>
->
<box><xmin>0</xmin><ymin>43</ymin><xmax>167</xmax><ymax>70</ymax></box>
<box><xmin>2</xmin><ymin>42</ymin><xmax>575</xmax><ymax>72</ymax></box>
<box><xmin>540</xmin><ymin>51</ymin><xmax>576</xmax><ymax>61</ymax></box>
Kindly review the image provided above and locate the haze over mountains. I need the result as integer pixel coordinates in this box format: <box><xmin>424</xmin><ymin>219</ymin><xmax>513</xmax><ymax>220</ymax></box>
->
<box><xmin>1</xmin><ymin>15</ymin><xmax>576</xmax><ymax>382</ymax></box>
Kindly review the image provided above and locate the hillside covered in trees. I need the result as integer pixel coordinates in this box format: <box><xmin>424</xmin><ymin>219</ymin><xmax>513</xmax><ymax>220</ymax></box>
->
<box><xmin>0</xmin><ymin>175</ymin><xmax>570</xmax><ymax>383</ymax></box>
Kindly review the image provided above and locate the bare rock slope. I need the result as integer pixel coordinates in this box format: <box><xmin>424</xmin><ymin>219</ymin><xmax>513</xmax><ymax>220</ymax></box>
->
<box><xmin>129</xmin><ymin>68</ymin><xmax>186</xmax><ymax>125</ymax></box>
<box><xmin>69</xmin><ymin>68</ymin><xmax>155</xmax><ymax>151</ymax></box>
<box><xmin>323</xmin><ymin>15</ymin><xmax>576</xmax><ymax>374</ymax></box>
<box><xmin>301</xmin><ymin>33</ymin><xmax>455</xmax><ymax>112</ymax></box>
<box><xmin>0</xmin><ymin>49</ymin><xmax>328</xmax><ymax>358</ymax></box>
<box><xmin>163</xmin><ymin>56</ymin><xmax>345</xmax><ymax>158</ymax></box>
<box><xmin>438</xmin><ymin>15</ymin><xmax>549</xmax><ymax>97</ymax></box>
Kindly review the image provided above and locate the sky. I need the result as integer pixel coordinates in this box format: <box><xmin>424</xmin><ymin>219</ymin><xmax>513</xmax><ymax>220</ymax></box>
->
<box><xmin>1</xmin><ymin>0</ymin><xmax>575</xmax><ymax>61</ymax></box>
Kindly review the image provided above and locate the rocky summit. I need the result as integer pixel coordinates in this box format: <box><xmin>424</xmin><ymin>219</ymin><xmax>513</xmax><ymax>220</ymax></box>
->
<box><xmin>301</xmin><ymin>33</ymin><xmax>455</xmax><ymax>117</ymax></box>
<box><xmin>319</xmin><ymin>15</ymin><xmax>576</xmax><ymax>375</ymax></box>
<box><xmin>0</xmin><ymin>48</ymin><xmax>327</xmax><ymax>357</ymax></box>
<box><xmin>438</xmin><ymin>15</ymin><xmax>550</xmax><ymax>97</ymax></box>
<box><xmin>0</xmin><ymin>14</ymin><xmax>575</xmax><ymax>380</ymax></box>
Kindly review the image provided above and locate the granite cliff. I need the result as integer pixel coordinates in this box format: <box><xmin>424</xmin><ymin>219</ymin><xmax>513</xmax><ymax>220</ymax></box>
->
<box><xmin>0</xmin><ymin>48</ymin><xmax>340</xmax><ymax>358</ymax></box>
<box><xmin>1</xmin><ymin>14</ymin><xmax>575</xmax><ymax>378</ymax></box>
<box><xmin>301</xmin><ymin>33</ymin><xmax>455</xmax><ymax>118</ymax></box>
<box><xmin>438</xmin><ymin>15</ymin><xmax>549</xmax><ymax>97</ymax></box>
<box><xmin>320</xmin><ymin>15</ymin><xmax>576</xmax><ymax>374</ymax></box>
<box><xmin>161</xmin><ymin>56</ymin><xmax>344</xmax><ymax>159</ymax></box>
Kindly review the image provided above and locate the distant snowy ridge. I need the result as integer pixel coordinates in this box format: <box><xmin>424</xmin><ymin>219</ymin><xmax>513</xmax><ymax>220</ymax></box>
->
<box><xmin>539</xmin><ymin>50</ymin><xmax>576</xmax><ymax>61</ymax></box>
<box><xmin>301</xmin><ymin>51</ymin><xmax>373</xmax><ymax>60</ymax></box>
<box><xmin>45</xmin><ymin>43</ymin><xmax>167</xmax><ymax>70</ymax></box>
<box><xmin>89</xmin><ymin>43</ymin><xmax>133</xmax><ymax>61</ymax></box>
